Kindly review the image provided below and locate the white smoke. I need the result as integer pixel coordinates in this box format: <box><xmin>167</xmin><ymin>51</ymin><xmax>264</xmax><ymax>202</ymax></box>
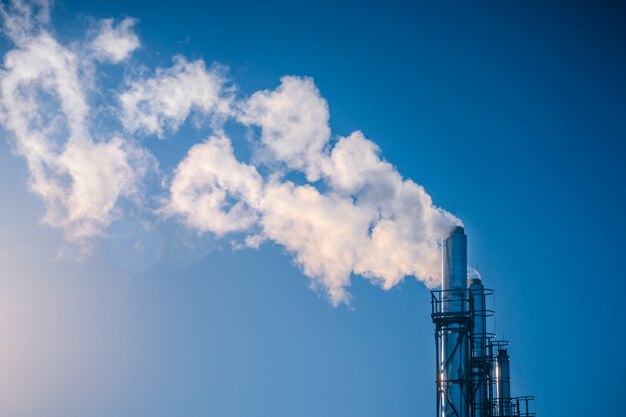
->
<box><xmin>167</xmin><ymin>76</ymin><xmax>460</xmax><ymax>304</ymax></box>
<box><xmin>90</xmin><ymin>18</ymin><xmax>140</xmax><ymax>64</ymax></box>
<box><xmin>238</xmin><ymin>76</ymin><xmax>330</xmax><ymax>181</ymax></box>
<box><xmin>164</xmin><ymin>134</ymin><xmax>263</xmax><ymax>236</ymax></box>
<box><xmin>468</xmin><ymin>267</ymin><xmax>482</xmax><ymax>281</ymax></box>
<box><xmin>0</xmin><ymin>1</ymin><xmax>155</xmax><ymax>245</ymax></box>
<box><xmin>0</xmin><ymin>0</ymin><xmax>462</xmax><ymax>304</ymax></box>
<box><xmin>119</xmin><ymin>57</ymin><xmax>232</xmax><ymax>137</ymax></box>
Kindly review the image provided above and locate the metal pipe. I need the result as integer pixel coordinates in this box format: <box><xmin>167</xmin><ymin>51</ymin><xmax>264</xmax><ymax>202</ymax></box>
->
<box><xmin>433</xmin><ymin>226</ymin><xmax>536</xmax><ymax>417</ymax></box>
<box><xmin>442</xmin><ymin>226</ymin><xmax>467</xmax><ymax>312</ymax></box>
<box><xmin>470</xmin><ymin>278</ymin><xmax>488</xmax><ymax>417</ymax></box>
<box><xmin>496</xmin><ymin>348</ymin><xmax>512</xmax><ymax>416</ymax></box>
<box><xmin>439</xmin><ymin>226</ymin><xmax>469</xmax><ymax>417</ymax></box>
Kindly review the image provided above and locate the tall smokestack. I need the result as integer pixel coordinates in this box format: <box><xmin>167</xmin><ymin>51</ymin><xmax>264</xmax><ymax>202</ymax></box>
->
<box><xmin>442</xmin><ymin>226</ymin><xmax>467</xmax><ymax>314</ymax></box>
<box><xmin>443</xmin><ymin>226</ymin><xmax>467</xmax><ymax>293</ymax></box>
<box><xmin>437</xmin><ymin>226</ymin><xmax>470</xmax><ymax>417</ymax></box>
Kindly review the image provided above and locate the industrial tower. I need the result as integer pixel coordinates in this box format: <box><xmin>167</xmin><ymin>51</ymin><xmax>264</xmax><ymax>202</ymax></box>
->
<box><xmin>431</xmin><ymin>226</ymin><xmax>535</xmax><ymax>417</ymax></box>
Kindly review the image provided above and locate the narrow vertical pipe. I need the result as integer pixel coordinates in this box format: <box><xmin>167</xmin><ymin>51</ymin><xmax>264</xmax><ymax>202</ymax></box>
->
<box><xmin>470</xmin><ymin>278</ymin><xmax>487</xmax><ymax>417</ymax></box>
<box><xmin>496</xmin><ymin>348</ymin><xmax>511</xmax><ymax>416</ymax></box>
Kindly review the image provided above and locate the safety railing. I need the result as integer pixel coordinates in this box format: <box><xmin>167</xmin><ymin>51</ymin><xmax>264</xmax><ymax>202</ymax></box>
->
<box><xmin>431</xmin><ymin>288</ymin><xmax>495</xmax><ymax>316</ymax></box>
<box><xmin>489</xmin><ymin>396</ymin><xmax>536</xmax><ymax>417</ymax></box>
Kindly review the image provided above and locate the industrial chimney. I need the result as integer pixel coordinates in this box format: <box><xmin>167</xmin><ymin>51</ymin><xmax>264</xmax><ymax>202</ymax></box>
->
<box><xmin>431</xmin><ymin>228</ymin><xmax>535</xmax><ymax>417</ymax></box>
<box><xmin>438</xmin><ymin>226</ymin><xmax>471</xmax><ymax>417</ymax></box>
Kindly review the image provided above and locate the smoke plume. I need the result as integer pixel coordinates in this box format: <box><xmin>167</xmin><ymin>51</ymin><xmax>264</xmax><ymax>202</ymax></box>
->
<box><xmin>0</xmin><ymin>0</ymin><xmax>461</xmax><ymax>304</ymax></box>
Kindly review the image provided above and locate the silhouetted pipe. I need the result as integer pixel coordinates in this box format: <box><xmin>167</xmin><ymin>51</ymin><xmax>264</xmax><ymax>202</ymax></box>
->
<box><xmin>496</xmin><ymin>349</ymin><xmax>512</xmax><ymax>416</ymax></box>
<box><xmin>470</xmin><ymin>278</ymin><xmax>488</xmax><ymax>417</ymax></box>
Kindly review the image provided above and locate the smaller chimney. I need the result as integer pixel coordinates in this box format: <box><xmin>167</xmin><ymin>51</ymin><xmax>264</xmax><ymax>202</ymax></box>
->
<box><xmin>496</xmin><ymin>348</ymin><xmax>512</xmax><ymax>416</ymax></box>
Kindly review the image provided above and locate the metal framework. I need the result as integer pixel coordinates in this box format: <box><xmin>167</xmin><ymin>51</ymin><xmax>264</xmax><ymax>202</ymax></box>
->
<box><xmin>431</xmin><ymin>289</ymin><xmax>536</xmax><ymax>417</ymax></box>
<box><xmin>432</xmin><ymin>289</ymin><xmax>469</xmax><ymax>417</ymax></box>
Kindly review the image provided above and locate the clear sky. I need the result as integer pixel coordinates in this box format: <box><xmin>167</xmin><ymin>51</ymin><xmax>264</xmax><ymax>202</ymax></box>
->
<box><xmin>0</xmin><ymin>1</ymin><xmax>624</xmax><ymax>416</ymax></box>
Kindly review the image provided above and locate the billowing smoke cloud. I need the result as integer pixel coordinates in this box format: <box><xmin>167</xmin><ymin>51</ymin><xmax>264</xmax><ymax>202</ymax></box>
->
<box><xmin>120</xmin><ymin>57</ymin><xmax>231</xmax><ymax>137</ymax></box>
<box><xmin>0</xmin><ymin>1</ymin><xmax>461</xmax><ymax>304</ymax></box>
<box><xmin>165</xmin><ymin>77</ymin><xmax>460</xmax><ymax>304</ymax></box>
<box><xmin>0</xmin><ymin>1</ymin><xmax>155</xmax><ymax>245</ymax></box>
<box><xmin>238</xmin><ymin>76</ymin><xmax>330</xmax><ymax>181</ymax></box>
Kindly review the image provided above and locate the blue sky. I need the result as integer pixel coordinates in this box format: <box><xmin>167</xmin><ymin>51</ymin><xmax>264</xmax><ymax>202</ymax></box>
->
<box><xmin>0</xmin><ymin>0</ymin><xmax>624</xmax><ymax>416</ymax></box>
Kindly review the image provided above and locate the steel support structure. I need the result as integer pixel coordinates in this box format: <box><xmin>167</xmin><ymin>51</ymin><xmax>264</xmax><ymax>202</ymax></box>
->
<box><xmin>432</xmin><ymin>293</ymin><xmax>472</xmax><ymax>417</ymax></box>
<box><xmin>430</xmin><ymin>227</ymin><xmax>536</xmax><ymax>417</ymax></box>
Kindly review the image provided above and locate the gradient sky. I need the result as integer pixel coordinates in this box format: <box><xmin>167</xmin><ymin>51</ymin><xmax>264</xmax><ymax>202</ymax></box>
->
<box><xmin>0</xmin><ymin>1</ymin><xmax>625</xmax><ymax>416</ymax></box>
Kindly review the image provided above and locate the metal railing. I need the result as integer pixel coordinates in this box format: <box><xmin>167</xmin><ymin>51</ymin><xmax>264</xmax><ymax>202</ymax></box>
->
<box><xmin>430</xmin><ymin>288</ymin><xmax>536</xmax><ymax>417</ymax></box>
<box><xmin>431</xmin><ymin>288</ymin><xmax>495</xmax><ymax>316</ymax></box>
<box><xmin>489</xmin><ymin>396</ymin><xmax>536</xmax><ymax>417</ymax></box>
